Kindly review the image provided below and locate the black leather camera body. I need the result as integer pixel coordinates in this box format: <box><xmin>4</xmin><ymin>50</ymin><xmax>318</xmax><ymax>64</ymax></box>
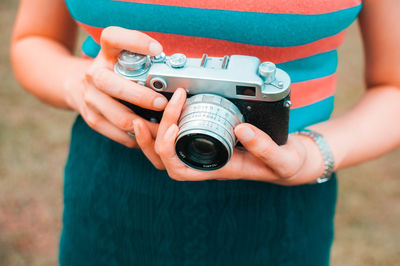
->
<box><xmin>115</xmin><ymin>51</ymin><xmax>291</xmax><ymax>170</ymax></box>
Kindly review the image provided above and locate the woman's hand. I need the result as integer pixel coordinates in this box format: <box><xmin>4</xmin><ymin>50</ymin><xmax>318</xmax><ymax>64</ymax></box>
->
<box><xmin>147</xmin><ymin>88</ymin><xmax>327</xmax><ymax>185</ymax></box>
<box><xmin>63</xmin><ymin>27</ymin><xmax>166</xmax><ymax>169</ymax></box>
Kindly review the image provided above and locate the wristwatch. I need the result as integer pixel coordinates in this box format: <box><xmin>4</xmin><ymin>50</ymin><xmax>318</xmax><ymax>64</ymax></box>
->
<box><xmin>293</xmin><ymin>129</ymin><xmax>335</xmax><ymax>184</ymax></box>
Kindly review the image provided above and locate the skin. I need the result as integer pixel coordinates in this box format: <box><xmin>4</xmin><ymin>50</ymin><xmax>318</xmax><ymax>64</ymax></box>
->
<box><xmin>11</xmin><ymin>0</ymin><xmax>400</xmax><ymax>185</ymax></box>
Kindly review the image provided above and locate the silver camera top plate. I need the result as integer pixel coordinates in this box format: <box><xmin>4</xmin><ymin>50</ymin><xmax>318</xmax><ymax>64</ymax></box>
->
<box><xmin>114</xmin><ymin>51</ymin><xmax>291</xmax><ymax>102</ymax></box>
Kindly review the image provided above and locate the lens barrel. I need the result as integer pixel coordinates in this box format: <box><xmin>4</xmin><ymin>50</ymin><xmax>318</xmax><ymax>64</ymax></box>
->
<box><xmin>175</xmin><ymin>94</ymin><xmax>244</xmax><ymax>171</ymax></box>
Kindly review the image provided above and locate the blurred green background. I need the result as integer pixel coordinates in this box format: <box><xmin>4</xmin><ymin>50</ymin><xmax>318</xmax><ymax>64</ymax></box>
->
<box><xmin>1</xmin><ymin>1</ymin><xmax>399</xmax><ymax>266</ymax></box>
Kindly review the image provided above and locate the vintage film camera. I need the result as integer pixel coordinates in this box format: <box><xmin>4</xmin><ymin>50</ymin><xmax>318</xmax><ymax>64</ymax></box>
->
<box><xmin>114</xmin><ymin>51</ymin><xmax>291</xmax><ymax>171</ymax></box>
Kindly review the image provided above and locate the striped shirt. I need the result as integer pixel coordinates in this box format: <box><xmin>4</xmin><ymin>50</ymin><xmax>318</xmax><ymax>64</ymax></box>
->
<box><xmin>65</xmin><ymin>0</ymin><xmax>362</xmax><ymax>132</ymax></box>
<box><xmin>61</xmin><ymin>2</ymin><xmax>363</xmax><ymax>265</ymax></box>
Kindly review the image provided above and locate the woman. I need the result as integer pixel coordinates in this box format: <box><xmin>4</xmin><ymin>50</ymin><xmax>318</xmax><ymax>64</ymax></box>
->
<box><xmin>10</xmin><ymin>0</ymin><xmax>400</xmax><ymax>265</ymax></box>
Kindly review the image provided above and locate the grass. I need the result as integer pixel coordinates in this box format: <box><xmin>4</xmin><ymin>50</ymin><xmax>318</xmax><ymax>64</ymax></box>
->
<box><xmin>0</xmin><ymin>1</ymin><xmax>399</xmax><ymax>266</ymax></box>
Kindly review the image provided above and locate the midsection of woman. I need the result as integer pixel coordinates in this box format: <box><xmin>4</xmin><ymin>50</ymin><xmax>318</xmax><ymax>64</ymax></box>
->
<box><xmin>60</xmin><ymin>0</ymin><xmax>361</xmax><ymax>265</ymax></box>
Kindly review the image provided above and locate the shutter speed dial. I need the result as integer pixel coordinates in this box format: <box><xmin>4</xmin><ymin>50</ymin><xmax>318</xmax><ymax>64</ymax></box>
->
<box><xmin>167</xmin><ymin>53</ymin><xmax>187</xmax><ymax>68</ymax></box>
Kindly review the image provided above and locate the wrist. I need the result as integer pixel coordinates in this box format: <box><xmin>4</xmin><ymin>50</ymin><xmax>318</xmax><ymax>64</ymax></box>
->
<box><xmin>294</xmin><ymin>129</ymin><xmax>335</xmax><ymax>183</ymax></box>
<box><xmin>62</xmin><ymin>57</ymin><xmax>92</xmax><ymax>111</ymax></box>
<box><xmin>295</xmin><ymin>134</ymin><xmax>326</xmax><ymax>181</ymax></box>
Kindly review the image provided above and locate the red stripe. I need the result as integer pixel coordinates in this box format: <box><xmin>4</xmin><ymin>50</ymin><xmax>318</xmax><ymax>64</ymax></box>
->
<box><xmin>290</xmin><ymin>74</ymin><xmax>337</xmax><ymax>108</ymax></box>
<box><xmin>114</xmin><ymin>0</ymin><xmax>361</xmax><ymax>15</ymax></box>
<box><xmin>78</xmin><ymin>23</ymin><xmax>346</xmax><ymax>63</ymax></box>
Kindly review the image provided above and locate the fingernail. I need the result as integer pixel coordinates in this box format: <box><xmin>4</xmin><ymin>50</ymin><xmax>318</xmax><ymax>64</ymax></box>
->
<box><xmin>164</xmin><ymin>124</ymin><xmax>178</xmax><ymax>141</ymax></box>
<box><xmin>153</xmin><ymin>97</ymin><xmax>168</xmax><ymax>109</ymax></box>
<box><xmin>170</xmin><ymin>89</ymin><xmax>183</xmax><ymax>104</ymax></box>
<box><xmin>237</xmin><ymin>126</ymin><xmax>255</xmax><ymax>142</ymax></box>
<box><xmin>133</xmin><ymin>122</ymin><xmax>140</xmax><ymax>137</ymax></box>
<box><xmin>149</xmin><ymin>42</ymin><xmax>162</xmax><ymax>55</ymax></box>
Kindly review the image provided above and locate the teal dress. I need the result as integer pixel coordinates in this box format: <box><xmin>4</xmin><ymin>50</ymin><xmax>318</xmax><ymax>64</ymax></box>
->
<box><xmin>60</xmin><ymin>0</ymin><xmax>362</xmax><ymax>265</ymax></box>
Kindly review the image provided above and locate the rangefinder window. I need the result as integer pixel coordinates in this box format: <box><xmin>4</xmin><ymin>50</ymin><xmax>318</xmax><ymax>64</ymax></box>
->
<box><xmin>236</xmin><ymin>86</ymin><xmax>256</xmax><ymax>96</ymax></box>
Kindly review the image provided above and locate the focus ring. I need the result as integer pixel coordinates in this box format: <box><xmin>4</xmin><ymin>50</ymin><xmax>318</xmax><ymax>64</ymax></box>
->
<box><xmin>175</xmin><ymin>94</ymin><xmax>244</xmax><ymax>170</ymax></box>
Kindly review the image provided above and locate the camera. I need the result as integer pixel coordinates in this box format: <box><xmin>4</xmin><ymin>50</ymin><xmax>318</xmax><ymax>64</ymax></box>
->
<box><xmin>114</xmin><ymin>51</ymin><xmax>291</xmax><ymax>171</ymax></box>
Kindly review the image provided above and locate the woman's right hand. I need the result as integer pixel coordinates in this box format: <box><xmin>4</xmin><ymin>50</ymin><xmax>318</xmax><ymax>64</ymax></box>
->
<box><xmin>63</xmin><ymin>26</ymin><xmax>166</xmax><ymax>169</ymax></box>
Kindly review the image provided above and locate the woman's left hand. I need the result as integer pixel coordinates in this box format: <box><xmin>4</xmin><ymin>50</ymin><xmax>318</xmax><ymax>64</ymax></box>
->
<box><xmin>136</xmin><ymin>88</ymin><xmax>327</xmax><ymax>185</ymax></box>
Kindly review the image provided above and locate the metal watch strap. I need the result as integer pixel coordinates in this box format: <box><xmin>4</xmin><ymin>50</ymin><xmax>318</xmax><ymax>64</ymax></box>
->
<box><xmin>294</xmin><ymin>129</ymin><xmax>335</xmax><ymax>184</ymax></box>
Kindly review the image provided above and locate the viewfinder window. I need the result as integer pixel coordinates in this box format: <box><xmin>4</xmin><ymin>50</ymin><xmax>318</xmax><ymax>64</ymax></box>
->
<box><xmin>236</xmin><ymin>86</ymin><xmax>256</xmax><ymax>96</ymax></box>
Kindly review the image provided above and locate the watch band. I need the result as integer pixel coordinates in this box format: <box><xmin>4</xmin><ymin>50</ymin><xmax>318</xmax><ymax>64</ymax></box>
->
<box><xmin>294</xmin><ymin>129</ymin><xmax>335</xmax><ymax>184</ymax></box>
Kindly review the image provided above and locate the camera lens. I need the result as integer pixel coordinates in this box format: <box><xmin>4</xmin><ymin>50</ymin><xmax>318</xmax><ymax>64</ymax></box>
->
<box><xmin>176</xmin><ymin>133</ymin><xmax>229</xmax><ymax>170</ymax></box>
<box><xmin>189</xmin><ymin>136</ymin><xmax>218</xmax><ymax>162</ymax></box>
<box><xmin>191</xmin><ymin>137</ymin><xmax>215</xmax><ymax>155</ymax></box>
<box><xmin>175</xmin><ymin>94</ymin><xmax>244</xmax><ymax>171</ymax></box>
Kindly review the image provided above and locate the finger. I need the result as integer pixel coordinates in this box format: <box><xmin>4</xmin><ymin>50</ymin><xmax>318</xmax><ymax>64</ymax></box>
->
<box><xmin>234</xmin><ymin>123</ymin><xmax>305</xmax><ymax>178</ymax></box>
<box><xmin>133</xmin><ymin>120</ymin><xmax>165</xmax><ymax>170</ymax></box>
<box><xmin>88</xmin><ymin>67</ymin><xmax>168</xmax><ymax>111</ymax></box>
<box><xmin>100</xmin><ymin>26</ymin><xmax>163</xmax><ymax>61</ymax></box>
<box><xmin>206</xmin><ymin>147</ymin><xmax>273</xmax><ymax>181</ymax></box>
<box><xmin>210</xmin><ymin>148</ymin><xmax>301</xmax><ymax>184</ymax></box>
<box><xmin>216</xmin><ymin>150</ymin><xmax>305</xmax><ymax>185</ymax></box>
<box><xmin>82</xmin><ymin>106</ymin><xmax>138</xmax><ymax>148</ymax></box>
<box><xmin>157</xmin><ymin>124</ymin><xmax>220</xmax><ymax>181</ymax></box>
<box><xmin>155</xmin><ymin>123</ymin><xmax>276</xmax><ymax>182</ymax></box>
<box><xmin>155</xmin><ymin>88</ymin><xmax>187</xmax><ymax>150</ymax></box>
<box><xmin>157</xmin><ymin>124</ymin><xmax>195</xmax><ymax>180</ymax></box>
<box><xmin>83</xmin><ymin>81</ymin><xmax>159</xmax><ymax>136</ymax></box>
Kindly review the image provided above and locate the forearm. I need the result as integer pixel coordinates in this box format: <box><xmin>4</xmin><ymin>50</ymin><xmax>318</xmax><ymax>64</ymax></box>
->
<box><xmin>11</xmin><ymin>36</ymin><xmax>91</xmax><ymax>109</ymax></box>
<box><xmin>310</xmin><ymin>86</ymin><xmax>400</xmax><ymax>171</ymax></box>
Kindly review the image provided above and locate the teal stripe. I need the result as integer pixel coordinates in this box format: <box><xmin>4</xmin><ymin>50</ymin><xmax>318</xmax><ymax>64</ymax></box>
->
<box><xmin>289</xmin><ymin>96</ymin><xmax>334</xmax><ymax>133</ymax></box>
<box><xmin>66</xmin><ymin>0</ymin><xmax>362</xmax><ymax>47</ymax></box>
<box><xmin>82</xmin><ymin>36</ymin><xmax>101</xmax><ymax>58</ymax></box>
<box><xmin>277</xmin><ymin>51</ymin><xmax>337</xmax><ymax>83</ymax></box>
